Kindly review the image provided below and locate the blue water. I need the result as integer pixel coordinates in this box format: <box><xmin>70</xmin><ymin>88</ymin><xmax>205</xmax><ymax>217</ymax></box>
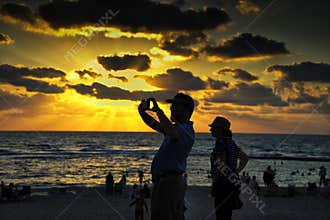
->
<box><xmin>0</xmin><ymin>132</ymin><xmax>329</xmax><ymax>187</ymax></box>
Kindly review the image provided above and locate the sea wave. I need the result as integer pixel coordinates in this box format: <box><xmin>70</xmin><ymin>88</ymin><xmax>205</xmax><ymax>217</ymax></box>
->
<box><xmin>0</xmin><ymin>149</ymin><xmax>18</xmax><ymax>155</ymax></box>
<box><xmin>1</xmin><ymin>149</ymin><xmax>330</xmax><ymax>162</ymax></box>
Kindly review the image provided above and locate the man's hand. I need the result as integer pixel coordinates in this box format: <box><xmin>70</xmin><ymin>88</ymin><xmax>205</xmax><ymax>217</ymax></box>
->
<box><xmin>138</xmin><ymin>99</ymin><xmax>150</xmax><ymax>112</ymax></box>
<box><xmin>148</xmin><ymin>98</ymin><xmax>161</xmax><ymax>112</ymax></box>
<box><xmin>138</xmin><ymin>99</ymin><xmax>164</xmax><ymax>133</ymax></box>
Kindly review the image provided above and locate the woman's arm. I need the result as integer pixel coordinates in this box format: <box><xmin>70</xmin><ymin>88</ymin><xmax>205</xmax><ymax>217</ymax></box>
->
<box><xmin>237</xmin><ymin>149</ymin><xmax>249</xmax><ymax>173</ymax></box>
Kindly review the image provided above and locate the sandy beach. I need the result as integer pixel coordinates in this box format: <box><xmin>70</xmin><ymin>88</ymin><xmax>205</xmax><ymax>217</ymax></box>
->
<box><xmin>1</xmin><ymin>185</ymin><xmax>329</xmax><ymax>220</ymax></box>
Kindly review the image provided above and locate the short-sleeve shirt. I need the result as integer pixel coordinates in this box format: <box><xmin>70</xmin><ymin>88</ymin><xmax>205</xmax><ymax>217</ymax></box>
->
<box><xmin>151</xmin><ymin>121</ymin><xmax>195</xmax><ymax>178</ymax></box>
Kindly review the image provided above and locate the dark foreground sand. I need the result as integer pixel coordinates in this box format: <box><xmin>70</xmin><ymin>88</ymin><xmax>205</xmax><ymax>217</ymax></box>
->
<box><xmin>1</xmin><ymin>186</ymin><xmax>329</xmax><ymax>220</ymax></box>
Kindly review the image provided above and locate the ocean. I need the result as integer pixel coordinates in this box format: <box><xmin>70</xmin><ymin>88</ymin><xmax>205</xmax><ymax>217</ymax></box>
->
<box><xmin>0</xmin><ymin>131</ymin><xmax>329</xmax><ymax>188</ymax></box>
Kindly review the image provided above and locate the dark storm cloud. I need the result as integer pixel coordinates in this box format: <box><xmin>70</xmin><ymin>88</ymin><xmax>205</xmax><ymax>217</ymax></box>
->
<box><xmin>267</xmin><ymin>62</ymin><xmax>330</xmax><ymax>83</ymax></box>
<box><xmin>203</xmin><ymin>33</ymin><xmax>289</xmax><ymax>59</ymax></box>
<box><xmin>97</xmin><ymin>54</ymin><xmax>151</xmax><ymax>72</ymax></box>
<box><xmin>0</xmin><ymin>1</ymin><xmax>231</xmax><ymax>32</ymax></box>
<box><xmin>134</xmin><ymin>68</ymin><xmax>228</xmax><ymax>90</ymax></box>
<box><xmin>0</xmin><ymin>33</ymin><xmax>14</xmax><ymax>45</ymax></box>
<box><xmin>75</xmin><ymin>69</ymin><xmax>102</xmax><ymax>79</ymax></box>
<box><xmin>0</xmin><ymin>64</ymin><xmax>65</xmax><ymax>93</ymax></box>
<box><xmin>159</xmin><ymin>32</ymin><xmax>206</xmax><ymax>57</ymax></box>
<box><xmin>39</xmin><ymin>0</ymin><xmax>231</xmax><ymax>32</ymax></box>
<box><xmin>0</xmin><ymin>2</ymin><xmax>37</xmax><ymax>25</ymax></box>
<box><xmin>206</xmin><ymin>82</ymin><xmax>288</xmax><ymax>106</ymax></box>
<box><xmin>218</xmin><ymin>67</ymin><xmax>258</xmax><ymax>81</ymax></box>
<box><xmin>67</xmin><ymin>82</ymin><xmax>177</xmax><ymax>102</ymax></box>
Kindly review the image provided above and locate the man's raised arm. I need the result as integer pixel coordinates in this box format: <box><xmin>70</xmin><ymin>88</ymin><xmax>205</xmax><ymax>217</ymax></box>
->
<box><xmin>138</xmin><ymin>99</ymin><xmax>164</xmax><ymax>133</ymax></box>
<box><xmin>149</xmin><ymin>98</ymin><xmax>179</xmax><ymax>140</ymax></box>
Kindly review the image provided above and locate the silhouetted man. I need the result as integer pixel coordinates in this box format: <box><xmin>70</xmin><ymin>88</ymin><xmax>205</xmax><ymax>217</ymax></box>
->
<box><xmin>138</xmin><ymin>93</ymin><xmax>195</xmax><ymax>220</ymax></box>
<box><xmin>106</xmin><ymin>172</ymin><xmax>114</xmax><ymax>194</ymax></box>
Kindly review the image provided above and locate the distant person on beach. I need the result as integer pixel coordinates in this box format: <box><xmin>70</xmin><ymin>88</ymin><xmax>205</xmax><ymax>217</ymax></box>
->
<box><xmin>246</xmin><ymin>172</ymin><xmax>251</xmax><ymax>184</ymax></box>
<box><xmin>138</xmin><ymin>170</ymin><xmax>144</xmax><ymax>184</ymax></box>
<box><xmin>105</xmin><ymin>172</ymin><xmax>114</xmax><ymax>194</ymax></box>
<box><xmin>131</xmin><ymin>184</ymin><xmax>139</xmax><ymax>200</ymax></box>
<box><xmin>263</xmin><ymin>166</ymin><xmax>275</xmax><ymax>187</ymax></box>
<box><xmin>120</xmin><ymin>174</ymin><xmax>127</xmax><ymax>187</ymax></box>
<box><xmin>2</xmin><ymin>182</ymin><xmax>18</xmax><ymax>201</ymax></box>
<box><xmin>241</xmin><ymin>172</ymin><xmax>247</xmax><ymax>183</ymax></box>
<box><xmin>141</xmin><ymin>183</ymin><xmax>151</xmax><ymax>199</ymax></box>
<box><xmin>0</xmin><ymin>181</ymin><xmax>4</xmax><ymax>199</ymax></box>
<box><xmin>209</xmin><ymin>116</ymin><xmax>249</xmax><ymax>220</ymax></box>
<box><xmin>319</xmin><ymin>166</ymin><xmax>327</xmax><ymax>187</ymax></box>
<box><xmin>307</xmin><ymin>182</ymin><xmax>317</xmax><ymax>191</ymax></box>
<box><xmin>129</xmin><ymin>189</ymin><xmax>149</xmax><ymax>220</ymax></box>
<box><xmin>138</xmin><ymin>93</ymin><xmax>195</xmax><ymax>220</ymax></box>
<box><xmin>249</xmin><ymin>176</ymin><xmax>260</xmax><ymax>194</ymax></box>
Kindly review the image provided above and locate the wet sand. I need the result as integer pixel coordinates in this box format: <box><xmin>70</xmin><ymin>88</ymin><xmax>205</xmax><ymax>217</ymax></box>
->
<box><xmin>0</xmin><ymin>186</ymin><xmax>329</xmax><ymax>220</ymax></box>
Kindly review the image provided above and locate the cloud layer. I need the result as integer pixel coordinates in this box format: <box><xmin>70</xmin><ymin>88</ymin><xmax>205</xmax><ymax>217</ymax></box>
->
<box><xmin>0</xmin><ymin>33</ymin><xmax>14</xmax><ymax>45</ymax></box>
<box><xmin>67</xmin><ymin>82</ymin><xmax>177</xmax><ymax>102</ymax></box>
<box><xmin>135</xmin><ymin>68</ymin><xmax>228</xmax><ymax>90</ymax></box>
<box><xmin>203</xmin><ymin>33</ymin><xmax>289</xmax><ymax>60</ymax></box>
<box><xmin>218</xmin><ymin>67</ymin><xmax>258</xmax><ymax>81</ymax></box>
<box><xmin>206</xmin><ymin>82</ymin><xmax>288</xmax><ymax>106</ymax></box>
<box><xmin>0</xmin><ymin>1</ymin><xmax>231</xmax><ymax>33</ymax></box>
<box><xmin>267</xmin><ymin>62</ymin><xmax>330</xmax><ymax>83</ymax></box>
<box><xmin>159</xmin><ymin>32</ymin><xmax>206</xmax><ymax>57</ymax></box>
<box><xmin>75</xmin><ymin>69</ymin><xmax>102</xmax><ymax>79</ymax></box>
<box><xmin>97</xmin><ymin>54</ymin><xmax>151</xmax><ymax>71</ymax></box>
<box><xmin>0</xmin><ymin>64</ymin><xmax>65</xmax><ymax>93</ymax></box>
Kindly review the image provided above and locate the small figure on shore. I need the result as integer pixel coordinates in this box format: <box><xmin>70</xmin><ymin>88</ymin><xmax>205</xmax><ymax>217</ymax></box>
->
<box><xmin>0</xmin><ymin>181</ymin><xmax>4</xmax><ymax>199</ymax></box>
<box><xmin>129</xmin><ymin>189</ymin><xmax>149</xmax><ymax>220</ymax></box>
<box><xmin>263</xmin><ymin>165</ymin><xmax>275</xmax><ymax>187</ymax></box>
<box><xmin>307</xmin><ymin>182</ymin><xmax>317</xmax><ymax>191</ymax></box>
<box><xmin>241</xmin><ymin>172</ymin><xmax>247</xmax><ymax>183</ymax></box>
<box><xmin>241</xmin><ymin>172</ymin><xmax>251</xmax><ymax>184</ymax></box>
<box><xmin>288</xmin><ymin>183</ymin><xmax>296</xmax><ymax>197</ymax></box>
<box><xmin>120</xmin><ymin>174</ymin><xmax>127</xmax><ymax>188</ymax></box>
<box><xmin>114</xmin><ymin>181</ymin><xmax>124</xmax><ymax>195</ymax></box>
<box><xmin>184</xmin><ymin>173</ymin><xmax>188</xmax><ymax>186</ymax></box>
<box><xmin>319</xmin><ymin>166</ymin><xmax>327</xmax><ymax>187</ymax></box>
<box><xmin>249</xmin><ymin>176</ymin><xmax>260</xmax><ymax>193</ymax></box>
<box><xmin>138</xmin><ymin>170</ymin><xmax>144</xmax><ymax>185</ymax></box>
<box><xmin>141</xmin><ymin>183</ymin><xmax>150</xmax><ymax>199</ymax></box>
<box><xmin>130</xmin><ymin>184</ymin><xmax>139</xmax><ymax>200</ymax></box>
<box><xmin>106</xmin><ymin>172</ymin><xmax>114</xmax><ymax>195</ymax></box>
<box><xmin>2</xmin><ymin>182</ymin><xmax>18</xmax><ymax>201</ymax></box>
<box><xmin>18</xmin><ymin>185</ymin><xmax>31</xmax><ymax>199</ymax></box>
<box><xmin>246</xmin><ymin>172</ymin><xmax>251</xmax><ymax>184</ymax></box>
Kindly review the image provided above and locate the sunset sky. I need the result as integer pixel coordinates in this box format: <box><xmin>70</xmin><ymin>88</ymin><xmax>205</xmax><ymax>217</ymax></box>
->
<box><xmin>0</xmin><ymin>0</ymin><xmax>329</xmax><ymax>134</ymax></box>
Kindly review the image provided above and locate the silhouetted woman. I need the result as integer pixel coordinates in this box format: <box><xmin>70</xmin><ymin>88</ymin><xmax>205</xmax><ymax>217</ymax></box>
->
<box><xmin>209</xmin><ymin>117</ymin><xmax>249</xmax><ymax>220</ymax></box>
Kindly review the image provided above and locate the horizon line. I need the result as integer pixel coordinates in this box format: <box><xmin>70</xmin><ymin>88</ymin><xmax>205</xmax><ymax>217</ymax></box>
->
<box><xmin>0</xmin><ymin>130</ymin><xmax>329</xmax><ymax>136</ymax></box>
